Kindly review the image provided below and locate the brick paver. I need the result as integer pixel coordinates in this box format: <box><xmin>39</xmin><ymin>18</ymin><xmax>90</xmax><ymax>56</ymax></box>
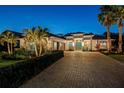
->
<box><xmin>21</xmin><ymin>51</ymin><xmax>124</xmax><ymax>88</ymax></box>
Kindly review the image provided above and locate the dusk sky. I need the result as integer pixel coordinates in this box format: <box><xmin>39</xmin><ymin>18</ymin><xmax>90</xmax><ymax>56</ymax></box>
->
<box><xmin>0</xmin><ymin>5</ymin><xmax>120</xmax><ymax>35</ymax></box>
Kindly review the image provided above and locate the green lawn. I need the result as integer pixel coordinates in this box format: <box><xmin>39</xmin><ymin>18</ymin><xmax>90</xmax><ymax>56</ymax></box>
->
<box><xmin>0</xmin><ymin>60</ymin><xmax>23</xmax><ymax>68</ymax></box>
<box><xmin>109</xmin><ymin>54</ymin><xmax>124</xmax><ymax>63</ymax></box>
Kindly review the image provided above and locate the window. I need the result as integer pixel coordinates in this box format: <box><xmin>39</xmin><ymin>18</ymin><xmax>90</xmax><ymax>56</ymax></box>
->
<box><xmin>68</xmin><ymin>42</ymin><xmax>74</xmax><ymax>50</ymax></box>
<box><xmin>100</xmin><ymin>41</ymin><xmax>107</xmax><ymax>48</ymax></box>
<box><xmin>68</xmin><ymin>42</ymin><xmax>73</xmax><ymax>47</ymax></box>
<box><xmin>53</xmin><ymin>42</ymin><xmax>57</xmax><ymax>50</ymax></box>
<box><xmin>14</xmin><ymin>40</ymin><xmax>20</xmax><ymax>48</ymax></box>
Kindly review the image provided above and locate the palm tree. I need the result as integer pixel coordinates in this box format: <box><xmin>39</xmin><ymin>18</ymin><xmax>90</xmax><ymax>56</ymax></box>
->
<box><xmin>0</xmin><ymin>31</ymin><xmax>12</xmax><ymax>54</ymax></box>
<box><xmin>24</xmin><ymin>27</ymin><xmax>49</xmax><ymax>57</ymax></box>
<box><xmin>0</xmin><ymin>31</ymin><xmax>17</xmax><ymax>55</ymax></box>
<box><xmin>98</xmin><ymin>6</ymin><xmax>115</xmax><ymax>53</ymax></box>
<box><xmin>114</xmin><ymin>6</ymin><xmax>124</xmax><ymax>53</ymax></box>
<box><xmin>24</xmin><ymin>27</ymin><xmax>39</xmax><ymax>57</ymax></box>
<box><xmin>38</xmin><ymin>27</ymin><xmax>48</xmax><ymax>56</ymax></box>
<box><xmin>10</xmin><ymin>33</ymin><xmax>17</xmax><ymax>54</ymax></box>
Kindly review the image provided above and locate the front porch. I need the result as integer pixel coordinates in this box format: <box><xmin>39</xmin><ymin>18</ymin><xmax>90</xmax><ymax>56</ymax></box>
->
<box><xmin>66</xmin><ymin>40</ymin><xmax>92</xmax><ymax>51</ymax></box>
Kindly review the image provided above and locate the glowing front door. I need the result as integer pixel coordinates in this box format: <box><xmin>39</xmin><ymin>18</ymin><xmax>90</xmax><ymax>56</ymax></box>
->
<box><xmin>75</xmin><ymin>41</ymin><xmax>82</xmax><ymax>50</ymax></box>
<box><xmin>68</xmin><ymin>42</ymin><xmax>73</xmax><ymax>50</ymax></box>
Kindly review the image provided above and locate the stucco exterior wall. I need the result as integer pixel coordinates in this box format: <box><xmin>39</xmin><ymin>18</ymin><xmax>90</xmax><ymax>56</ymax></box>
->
<box><xmin>83</xmin><ymin>40</ymin><xmax>92</xmax><ymax>51</ymax></box>
<box><xmin>91</xmin><ymin>39</ymin><xmax>107</xmax><ymax>51</ymax></box>
<box><xmin>48</xmin><ymin>36</ymin><xmax>66</xmax><ymax>51</ymax></box>
<box><xmin>19</xmin><ymin>38</ymin><xmax>26</xmax><ymax>49</ymax></box>
<box><xmin>92</xmin><ymin>40</ymin><xmax>98</xmax><ymax>51</ymax></box>
<box><xmin>16</xmin><ymin>34</ymin><xmax>112</xmax><ymax>51</ymax></box>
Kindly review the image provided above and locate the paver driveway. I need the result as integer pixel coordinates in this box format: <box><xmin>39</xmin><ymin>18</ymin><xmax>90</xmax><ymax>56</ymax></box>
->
<box><xmin>21</xmin><ymin>51</ymin><xmax>124</xmax><ymax>88</ymax></box>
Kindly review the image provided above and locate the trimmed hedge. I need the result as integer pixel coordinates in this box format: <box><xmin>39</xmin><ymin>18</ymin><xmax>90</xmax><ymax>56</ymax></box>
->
<box><xmin>0</xmin><ymin>51</ymin><xmax>64</xmax><ymax>88</ymax></box>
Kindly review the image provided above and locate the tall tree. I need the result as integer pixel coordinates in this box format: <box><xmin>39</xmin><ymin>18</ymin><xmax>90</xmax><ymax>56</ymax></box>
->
<box><xmin>24</xmin><ymin>27</ymin><xmax>39</xmax><ymax>56</ymax></box>
<box><xmin>24</xmin><ymin>27</ymin><xmax>49</xmax><ymax>56</ymax></box>
<box><xmin>10</xmin><ymin>33</ymin><xmax>17</xmax><ymax>54</ymax></box>
<box><xmin>114</xmin><ymin>6</ymin><xmax>124</xmax><ymax>53</ymax></box>
<box><xmin>98</xmin><ymin>6</ymin><xmax>115</xmax><ymax>53</ymax></box>
<box><xmin>0</xmin><ymin>31</ymin><xmax>16</xmax><ymax>55</ymax></box>
<box><xmin>38</xmin><ymin>27</ymin><xmax>48</xmax><ymax>56</ymax></box>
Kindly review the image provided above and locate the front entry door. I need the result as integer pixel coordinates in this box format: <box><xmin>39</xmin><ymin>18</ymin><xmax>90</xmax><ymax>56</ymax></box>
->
<box><xmin>75</xmin><ymin>41</ymin><xmax>82</xmax><ymax>50</ymax></box>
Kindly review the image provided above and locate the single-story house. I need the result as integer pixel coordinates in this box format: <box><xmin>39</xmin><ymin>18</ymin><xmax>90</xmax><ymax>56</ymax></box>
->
<box><xmin>15</xmin><ymin>32</ymin><xmax>114</xmax><ymax>51</ymax></box>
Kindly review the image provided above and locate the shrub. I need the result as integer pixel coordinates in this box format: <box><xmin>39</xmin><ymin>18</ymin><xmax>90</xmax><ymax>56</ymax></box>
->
<box><xmin>15</xmin><ymin>54</ymin><xmax>26</xmax><ymax>60</ymax></box>
<box><xmin>1</xmin><ymin>49</ymin><xmax>32</xmax><ymax>60</ymax></box>
<box><xmin>1</xmin><ymin>54</ymin><xmax>16</xmax><ymax>60</ymax></box>
<box><xmin>0</xmin><ymin>51</ymin><xmax>64</xmax><ymax>88</ymax></box>
<box><xmin>14</xmin><ymin>48</ymin><xmax>30</xmax><ymax>57</ymax></box>
<box><xmin>14</xmin><ymin>49</ymin><xmax>25</xmax><ymax>55</ymax></box>
<box><xmin>1</xmin><ymin>54</ymin><xmax>25</xmax><ymax>60</ymax></box>
<box><xmin>0</xmin><ymin>51</ymin><xmax>7</xmax><ymax>59</ymax></box>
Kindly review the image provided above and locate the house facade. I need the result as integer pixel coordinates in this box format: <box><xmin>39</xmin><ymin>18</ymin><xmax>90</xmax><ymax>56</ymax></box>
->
<box><xmin>17</xmin><ymin>32</ymin><xmax>114</xmax><ymax>51</ymax></box>
<box><xmin>64</xmin><ymin>33</ymin><xmax>112</xmax><ymax>51</ymax></box>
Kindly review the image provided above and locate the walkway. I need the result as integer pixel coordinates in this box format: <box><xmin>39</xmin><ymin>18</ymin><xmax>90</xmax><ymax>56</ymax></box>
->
<box><xmin>21</xmin><ymin>51</ymin><xmax>124</xmax><ymax>88</ymax></box>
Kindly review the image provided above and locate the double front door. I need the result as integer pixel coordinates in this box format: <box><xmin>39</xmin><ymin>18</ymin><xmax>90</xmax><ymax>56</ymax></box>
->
<box><xmin>75</xmin><ymin>40</ymin><xmax>82</xmax><ymax>50</ymax></box>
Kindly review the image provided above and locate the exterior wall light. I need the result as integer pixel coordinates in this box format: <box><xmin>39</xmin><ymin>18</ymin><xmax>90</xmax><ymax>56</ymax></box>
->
<box><xmin>73</xmin><ymin>42</ymin><xmax>75</xmax><ymax>47</ymax></box>
<box><xmin>82</xmin><ymin>42</ymin><xmax>84</xmax><ymax>46</ymax></box>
